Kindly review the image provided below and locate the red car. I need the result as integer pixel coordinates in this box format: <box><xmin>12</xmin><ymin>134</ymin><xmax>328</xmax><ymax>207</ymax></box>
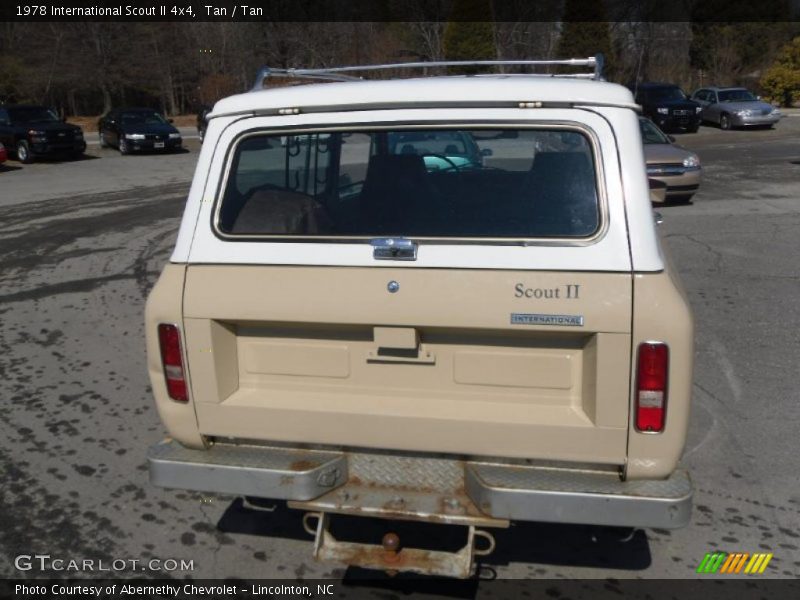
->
<box><xmin>0</xmin><ymin>142</ymin><xmax>7</xmax><ymax>164</ymax></box>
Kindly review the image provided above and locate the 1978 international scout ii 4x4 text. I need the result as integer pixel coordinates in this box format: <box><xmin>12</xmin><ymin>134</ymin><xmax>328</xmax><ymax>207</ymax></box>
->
<box><xmin>146</xmin><ymin>57</ymin><xmax>694</xmax><ymax>578</ymax></box>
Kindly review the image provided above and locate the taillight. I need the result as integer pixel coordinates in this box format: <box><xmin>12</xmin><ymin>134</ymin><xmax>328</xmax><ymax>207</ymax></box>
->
<box><xmin>157</xmin><ymin>324</ymin><xmax>188</xmax><ymax>402</ymax></box>
<box><xmin>635</xmin><ymin>342</ymin><xmax>668</xmax><ymax>433</ymax></box>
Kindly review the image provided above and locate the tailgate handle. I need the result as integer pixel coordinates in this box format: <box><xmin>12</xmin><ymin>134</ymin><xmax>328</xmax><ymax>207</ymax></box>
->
<box><xmin>367</xmin><ymin>327</ymin><xmax>435</xmax><ymax>364</ymax></box>
<box><xmin>371</xmin><ymin>238</ymin><xmax>417</xmax><ymax>261</ymax></box>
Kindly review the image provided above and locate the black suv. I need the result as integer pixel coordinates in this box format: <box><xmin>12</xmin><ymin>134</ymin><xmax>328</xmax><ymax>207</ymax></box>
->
<box><xmin>631</xmin><ymin>83</ymin><xmax>701</xmax><ymax>133</ymax></box>
<box><xmin>0</xmin><ymin>105</ymin><xmax>86</xmax><ymax>163</ymax></box>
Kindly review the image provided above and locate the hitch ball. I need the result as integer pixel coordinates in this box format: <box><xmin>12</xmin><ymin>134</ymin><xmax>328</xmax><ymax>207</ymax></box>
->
<box><xmin>382</xmin><ymin>532</ymin><xmax>400</xmax><ymax>552</ymax></box>
<box><xmin>382</xmin><ymin>532</ymin><xmax>401</xmax><ymax>564</ymax></box>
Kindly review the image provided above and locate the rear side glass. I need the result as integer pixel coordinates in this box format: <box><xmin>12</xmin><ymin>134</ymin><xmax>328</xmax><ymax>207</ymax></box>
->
<box><xmin>217</xmin><ymin>128</ymin><xmax>600</xmax><ymax>240</ymax></box>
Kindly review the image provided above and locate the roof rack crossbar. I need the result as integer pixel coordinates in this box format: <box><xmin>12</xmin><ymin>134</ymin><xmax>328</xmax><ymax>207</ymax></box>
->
<box><xmin>252</xmin><ymin>55</ymin><xmax>605</xmax><ymax>90</ymax></box>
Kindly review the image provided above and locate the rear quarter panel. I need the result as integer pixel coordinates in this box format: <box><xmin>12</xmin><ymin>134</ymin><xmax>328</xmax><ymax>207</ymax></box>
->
<box><xmin>144</xmin><ymin>263</ymin><xmax>206</xmax><ymax>448</ymax></box>
<box><xmin>626</xmin><ymin>264</ymin><xmax>694</xmax><ymax>479</ymax></box>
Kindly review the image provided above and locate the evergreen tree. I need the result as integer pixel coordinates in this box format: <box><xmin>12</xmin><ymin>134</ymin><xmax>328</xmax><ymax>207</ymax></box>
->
<box><xmin>442</xmin><ymin>0</ymin><xmax>495</xmax><ymax>73</ymax></box>
<box><xmin>556</xmin><ymin>0</ymin><xmax>612</xmax><ymax>77</ymax></box>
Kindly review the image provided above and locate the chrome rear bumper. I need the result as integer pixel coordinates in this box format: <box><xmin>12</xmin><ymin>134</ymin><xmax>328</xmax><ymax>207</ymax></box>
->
<box><xmin>147</xmin><ymin>440</ymin><xmax>347</xmax><ymax>501</ymax></box>
<box><xmin>466</xmin><ymin>463</ymin><xmax>691</xmax><ymax>529</ymax></box>
<box><xmin>148</xmin><ymin>440</ymin><xmax>692</xmax><ymax>529</ymax></box>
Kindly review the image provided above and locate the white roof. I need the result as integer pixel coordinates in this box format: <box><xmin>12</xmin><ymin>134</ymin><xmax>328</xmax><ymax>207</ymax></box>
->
<box><xmin>211</xmin><ymin>76</ymin><xmax>637</xmax><ymax>117</ymax></box>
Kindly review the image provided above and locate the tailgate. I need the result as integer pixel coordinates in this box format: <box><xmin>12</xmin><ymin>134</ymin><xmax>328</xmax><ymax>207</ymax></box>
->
<box><xmin>182</xmin><ymin>265</ymin><xmax>631</xmax><ymax>465</ymax></box>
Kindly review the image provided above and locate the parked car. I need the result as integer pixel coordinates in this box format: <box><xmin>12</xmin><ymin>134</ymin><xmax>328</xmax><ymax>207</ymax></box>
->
<box><xmin>631</xmin><ymin>82</ymin><xmax>702</xmax><ymax>133</ymax></box>
<box><xmin>146</xmin><ymin>58</ymin><xmax>694</xmax><ymax>578</ymax></box>
<box><xmin>640</xmin><ymin>117</ymin><xmax>701</xmax><ymax>203</ymax></box>
<box><xmin>197</xmin><ymin>105</ymin><xmax>211</xmax><ymax>142</ymax></box>
<box><xmin>387</xmin><ymin>130</ymin><xmax>489</xmax><ymax>171</ymax></box>
<box><xmin>0</xmin><ymin>142</ymin><xmax>7</xmax><ymax>164</ymax></box>
<box><xmin>98</xmin><ymin>108</ymin><xmax>182</xmax><ymax>154</ymax></box>
<box><xmin>691</xmin><ymin>87</ymin><xmax>782</xmax><ymax>130</ymax></box>
<box><xmin>0</xmin><ymin>104</ymin><xmax>86</xmax><ymax>163</ymax></box>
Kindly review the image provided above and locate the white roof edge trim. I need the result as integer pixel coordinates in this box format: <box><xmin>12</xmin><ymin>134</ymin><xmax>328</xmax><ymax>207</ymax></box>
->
<box><xmin>209</xmin><ymin>77</ymin><xmax>637</xmax><ymax>119</ymax></box>
<box><xmin>208</xmin><ymin>100</ymin><xmax>642</xmax><ymax>121</ymax></box>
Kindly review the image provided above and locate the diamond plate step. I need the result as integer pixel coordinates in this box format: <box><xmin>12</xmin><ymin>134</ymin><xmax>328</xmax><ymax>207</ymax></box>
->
<box><xmin>289</xmin><ymin>452</ymin><xmax>509</xmax><ymax>528</ymax></box>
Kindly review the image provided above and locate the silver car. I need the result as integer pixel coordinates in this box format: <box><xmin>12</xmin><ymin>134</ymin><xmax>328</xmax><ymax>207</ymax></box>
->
<box><xmin>691</xmin><ymin>87</ymin><xmax>782</xmax><ymax>129</ymax></box>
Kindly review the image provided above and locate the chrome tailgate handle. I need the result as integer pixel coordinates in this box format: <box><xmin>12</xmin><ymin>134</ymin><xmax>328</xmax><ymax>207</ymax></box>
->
<box><xmin>371</xmin><ymin>238</ymin><xmax>417</xmax><ymax>261</ymax></box>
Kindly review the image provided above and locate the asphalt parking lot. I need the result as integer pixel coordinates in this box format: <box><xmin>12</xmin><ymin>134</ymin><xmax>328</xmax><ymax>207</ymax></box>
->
<box><xmin>0</xmin><ymin>119</ymin><xmax>799</xmax><ymax>589</ymax></box>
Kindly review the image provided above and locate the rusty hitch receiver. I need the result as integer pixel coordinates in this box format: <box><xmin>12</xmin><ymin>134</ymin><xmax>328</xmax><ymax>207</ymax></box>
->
<box><xmin>302</xmin><ymin>512</ymin><xmax>496</xmax><ymax>579</ymax></box>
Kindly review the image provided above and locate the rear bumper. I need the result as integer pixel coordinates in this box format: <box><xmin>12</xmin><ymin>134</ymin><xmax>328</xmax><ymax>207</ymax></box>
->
<box><xmin>148</xmin><ymin>439</ymin><xmax>692</xmax><ymax>530</ymax></box>
<box><xmin>465</xmin><ymin>463</ymin><xmax>691</xmax><ymax>528</ymax></box>
<box><xmin>148</xmin><ymin>439</ymin><xmax>347</xmax><ymax>501</ymax></box>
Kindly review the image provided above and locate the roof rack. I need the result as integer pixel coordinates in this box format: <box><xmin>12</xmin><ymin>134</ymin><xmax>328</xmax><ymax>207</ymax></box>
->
<box><xmin>252</xmin><ymin>55</ymin><xmax>605</xmax><ymax>90</ymax></box>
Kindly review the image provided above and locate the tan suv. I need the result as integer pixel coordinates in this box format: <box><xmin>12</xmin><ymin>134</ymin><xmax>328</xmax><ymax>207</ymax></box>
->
<box><xmin>146</xmin><ymin>57</ymin><xmax>694</xmax><ymax>578</ymax></box>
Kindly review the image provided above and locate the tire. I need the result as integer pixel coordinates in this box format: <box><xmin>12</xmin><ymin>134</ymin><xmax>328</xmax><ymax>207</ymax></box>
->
<box><xmin>16</xmin><ymin>140</ymin><xmax>33</xmax><ymax>164</ymax></box>
<box><xmin>720</xmin><ymin>113</ymin><xmax>732</xmax><ymax>130</ymax></box>
<box><xmin>99</xmin><ymin>131</ymin><xmax>108</xmax><ymax>148</ymax></box>
<box><xmin>688</xmin><ymin>124</ymin><xmax>700</xmax><ymax>133</ymax></box>
<box><xmin>119</xmin><ymin>137</ymin><xmax>130</xmax><ymax>155</ymax></box>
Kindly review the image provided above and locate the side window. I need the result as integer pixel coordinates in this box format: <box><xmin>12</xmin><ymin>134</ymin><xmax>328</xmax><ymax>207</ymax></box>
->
<box><xmin>218</xmin><ymin>133</ymin><xmax>333</xmax><ymax>235</ymax></box>
<box><xmin>710</xmin><ymin>92</ymin><xmax>718</xmax><ymax>103</ymax></box>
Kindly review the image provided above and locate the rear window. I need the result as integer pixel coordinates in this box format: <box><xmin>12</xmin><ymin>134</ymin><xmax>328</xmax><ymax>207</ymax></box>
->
<box><xmin>217</xmin><ymin>127</ymin><xmax>601</xmax><ymax>240</ymax></box>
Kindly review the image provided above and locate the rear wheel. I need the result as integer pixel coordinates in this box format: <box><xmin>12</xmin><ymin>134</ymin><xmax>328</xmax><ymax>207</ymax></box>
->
<box><xmin>720</xmin><ymin>113</ymin><xmax>732</xmax><ymax>130</ymax></box>
<box><xmin>16</xmin><ymin>140</ymin><xmax>32</xmax><ymax>164</ymax></box>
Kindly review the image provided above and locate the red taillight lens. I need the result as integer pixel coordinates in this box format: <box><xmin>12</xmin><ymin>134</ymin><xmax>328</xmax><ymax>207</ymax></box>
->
<box><xmin>157</xmin><ymin>324</ymin><xmax>188</xmax><ymax>402</ymax></box>
<box><xmin>635</xmin><ymin>342</ymin><xmax>668</xmax><ymax>432</ymax></box>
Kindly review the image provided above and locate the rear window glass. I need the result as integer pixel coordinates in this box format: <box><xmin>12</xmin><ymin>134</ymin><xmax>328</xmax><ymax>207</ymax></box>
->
<box><xmin>217</xmin><ymin>128</ymin><xmax>600</xmax><ymax>239</ymax></box>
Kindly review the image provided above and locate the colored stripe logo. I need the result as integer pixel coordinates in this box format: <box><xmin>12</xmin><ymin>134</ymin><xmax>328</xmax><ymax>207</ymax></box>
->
<box><xmin>696</xmin><ymin>551</ymin><xmax>773</xmax><ymax>574</ymax></box>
